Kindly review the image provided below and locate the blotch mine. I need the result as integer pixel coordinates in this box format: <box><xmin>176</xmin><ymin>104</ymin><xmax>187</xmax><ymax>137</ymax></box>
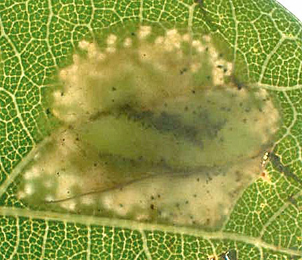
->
<box><xmin>18</xmin><ymin>25</ymin><xmax>281</xmax><ymax>228</ymax></box>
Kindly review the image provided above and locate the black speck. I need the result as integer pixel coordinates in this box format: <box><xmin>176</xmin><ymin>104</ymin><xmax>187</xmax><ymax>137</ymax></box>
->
<box><xmin>112</xmin><ymin>99</ymin><xmax>115</xmax><ymax>102</ymax></box>
<box><xmin>191</xmin><ymin>89</ymin><xmax>196</xmax><ymax>94</ymax></box>
<box><xmin>61</xmin><ymin>92</ymin><xmax>64</xmax><ymax>96</ymax></box>
<box><xmin>131</xmin><ymin>32</ymin><xmax>136</xmax><ymax>36</ymax></box>
<box><xmin>112</xmin><ymin>87</ymin><xmax>116</xmax><ymax>91</ymax></box>
<box><xmin>56</xmin><ymin>172</ymin><xmax>60</xmax><ymax>176</ymax></box>
<box><xmin>46</xmin><ymin>108</ymin><xmax>51</xmax><ymax>114</ymax></box>
<box><xmin>180</xmin><ymin>67</ymin><xmax>188</xmax><ymax>75</ymax></box>
<box><xmin>206</xmin><ymin>75</ymin><xmax>211</xmax><ymax>80</ymax></box>
<box><xmin>196</xmin><ymin>178</ymin><xmax>200</xmax><ymax>182</ymax></box>
<box><xmin>193</xmin><ymin>194</ymin><xmax>197</xmax><ymax>198</ymax></box>
<box><xmin>151</xmin><ymin>196</ymin><xmax>155</xmax><ymax>200</ymax></box>
<box><xmin>205</xmin><ymin>47</ymin><xmax>208</xmax><ymax>52</ymax></box>
<box><xmin>150</xmin><ymin>204</ymin><xmax>155</xmax><ymax>210</ymax></box>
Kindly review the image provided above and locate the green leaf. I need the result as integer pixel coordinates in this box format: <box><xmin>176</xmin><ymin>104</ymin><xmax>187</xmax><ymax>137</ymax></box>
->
<box><xmin>0</xmin><ymin>0</ymin><xmax>302</xmax><ymax>259</ymax></box>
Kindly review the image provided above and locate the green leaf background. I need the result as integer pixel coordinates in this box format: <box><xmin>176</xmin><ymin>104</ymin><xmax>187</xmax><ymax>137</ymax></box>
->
<box><xmin>0</xmin><ymin>0</ymin><xmax>302</xmax><ymax>259</ymax></box>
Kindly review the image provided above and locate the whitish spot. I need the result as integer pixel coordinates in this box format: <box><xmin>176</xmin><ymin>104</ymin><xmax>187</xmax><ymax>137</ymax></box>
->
<box><xmin>81</xmin><ymin>197</ymin><xmax>94</xmax><ymax>206</ymax></box>
<box><xmin>24</xmin><ymin>184</ymin><xmax>34</xmax><ymax>195</ymax></box>
<box><xmin>24</xmin><ymin>167</ymin><xmax>40</xmax><ymax>180</ymax></box>
<box><xmin>138</xmin><ymin>26</ymin><xmax>152</xmax><ymax>39</ymax></box>
<box><xmin>123</xmin><ymin>37</ymin><xmax>132</xmax><ymax>47</ymax></box>
<box><xmin>106</xmin><ymin>34</ymin><xmax>117</xmax><ymax>45</ymax></box>
<box><xmin>78</xmin><ymin>40</ymin><xmax>90</xmax><ymax>50</ymax></box>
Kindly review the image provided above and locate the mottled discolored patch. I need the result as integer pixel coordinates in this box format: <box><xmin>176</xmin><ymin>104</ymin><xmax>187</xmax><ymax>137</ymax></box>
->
<box><xmin>18</xmin><ymin>26</ymin><xmax>280</xmax><ymax>228</ymax></box>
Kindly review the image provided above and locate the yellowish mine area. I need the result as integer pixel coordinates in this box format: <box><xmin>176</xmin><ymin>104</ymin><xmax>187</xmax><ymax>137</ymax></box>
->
<box><xmin>19</xmin><ymin>26</ymin><xmax>280</xmax><ymax>228</ymax></box>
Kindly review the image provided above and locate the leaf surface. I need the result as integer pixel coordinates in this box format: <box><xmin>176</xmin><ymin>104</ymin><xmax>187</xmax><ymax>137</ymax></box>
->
<box><xmin>0</xmin><ymin>0</ymin><xmax>302</xmax><ymax>259</ymax></box>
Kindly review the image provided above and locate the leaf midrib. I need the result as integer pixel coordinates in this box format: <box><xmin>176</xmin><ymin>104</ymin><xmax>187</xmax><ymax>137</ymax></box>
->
<box><xmin>0</xmin><ymin>206</ymin><xmax>300</xmax><ymax>257</ymax></box>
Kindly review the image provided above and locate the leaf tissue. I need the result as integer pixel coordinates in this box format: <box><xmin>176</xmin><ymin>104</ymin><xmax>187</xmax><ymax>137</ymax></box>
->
<box><xmin>0</xmin><ymin>0</ymin><xmax>301</xmax><ymax>259</ymax></box>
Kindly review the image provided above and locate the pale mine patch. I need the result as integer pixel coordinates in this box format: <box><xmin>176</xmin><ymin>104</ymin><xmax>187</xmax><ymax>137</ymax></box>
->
<box><xmin>56</xmin><ymin>174</ymin><xmax>78</xmax><ymax>198</ymax></box>
<box><xmin>18</xmin><ymin>191</ymin><xmax>26</xmax><ymax>199</ymax></box>
<box><xmin>136</xmin><ymin>214</ymin><xmax>151</xmax><ymax>221</ymax></box>
<box><xmin>191</xmin><ymin>37</ymin><xmax>233</xmax><ymax>86</ymax></box>
<box><xmin>165</xmin><ymin>29</ymin><xmax>182</xmax><ymax>50</ymax></box>
<box><xmin>182</xmin><ymin>33</ymin><xmax>190</xmax><ymax>42</ymax></box>
<box><xmin>106</xmin><ymin>34</ymin><xmax>117</xmax><ymax>45</ymax></box>
<box><xmin>97</xmin><ymin>52</ymin><xmax>106</xmax><ymax>61</ymax></box>
<box><xmin>22</xmin><ymin>27</ymin><xmax>280</xmax><ymax>227</ymax></box>
<box><xmin>154</xmin><ymin>36</ymin><xmax>164</xmax><ymax>45</ymax></box>
<box><xmin>192</xmin><ymin>40</ymin><xmax>203</xmax><ymax>51</ymax></box>
<box><xmin>54</xmin><ymin>30</ymin><xmax>234</xmax><ymax>125</ymax></box>
<box><xmin>106</xmin><ymin>46</ymin><xmax>116</xmax><ymax>53</ymax></box>
<box><xmin>19</xmin><ymin>130</ymin><xmax>89</xmax><ymax>202</ymax></box>
<box><xmin>53</xmin><ymin>49</ymin><xmax>99</xmax><ymax>123</ymax></box>
<box><xmin>202</xmin><ymin>35</ymin><xmax>211</xmax><ymax>43</ymax></box>
<box><xmin>190</xmin><ymin>62</ymin><xmax>201</xmax><ymax>73</ymax></box>
<box><xmin>154</xmin><ymin>30</ymin><xmax>183</xmax><ymax>52</ymax></box>
<box><xmin>45</xmin><ymin>195</ymin><xmax>54</xmax><ymax>202</ymax></box>
<box><xmin>138</xmin><ymin>26</ymin><xmax>152</xmax><ymax>39</ymax></box>
<box><xmin>24</xmin><ymin>167</ymin><xmax>40</xmax><ymax>180</ymax></box>
<box><xmin>251</xmin><ymin>91</ymin><xmax>280</xmax><ymax>143</ymax></box>
<box><xmin>78</xmin><ymin>40</ymin><xmax>90</xmax><ymax>50</ymax></box>
<box><xmin>87</xmin><ymin>43</ymin><xmax>100</xmax><ymax>58</ymax></box>
<box><xmin>24</xmin><ymin>184</ymin><xmax>34</xmax><ymax>195</ymax></box>
<box><xmin>197</xmin><ymin>36</ymin><xmax>233</xmax><ymax>86</ymax></box>
<box><xmin>106</xmin><ymin>34</ymin><xmax>117</xmax><ymax>53</ymax></box>
<box><xmin>123</xmin><ymin>37</ymin><xmax>132</xmax><ymax>47</ymax></box>
<box><xmin>33</xmin><ymin>152</ymin><xmax>41</xmax><ymax>160</ymax></box>
<box><xmin>81</xmin><ymin>197</ymin><xmax>94</xmax><ymax>206</ymax></box>
<box><xmin>44</xmin><ymin>180</ymin><xmax>54</xmax><ymax>189</ymax></box>
<box><xmin>98</xmin><ymin>157</ymin><xmax>261</xmax><ymax>226</ymax></box>
<box><xmin>61</xmin><ymin>201</ymin><xmax>76</xmax><ymax>211</ymax></box>
<box><xmin>261</xmin><ymin>152</ymin><xmax>269</xmax><ymax>167</ymax></box>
